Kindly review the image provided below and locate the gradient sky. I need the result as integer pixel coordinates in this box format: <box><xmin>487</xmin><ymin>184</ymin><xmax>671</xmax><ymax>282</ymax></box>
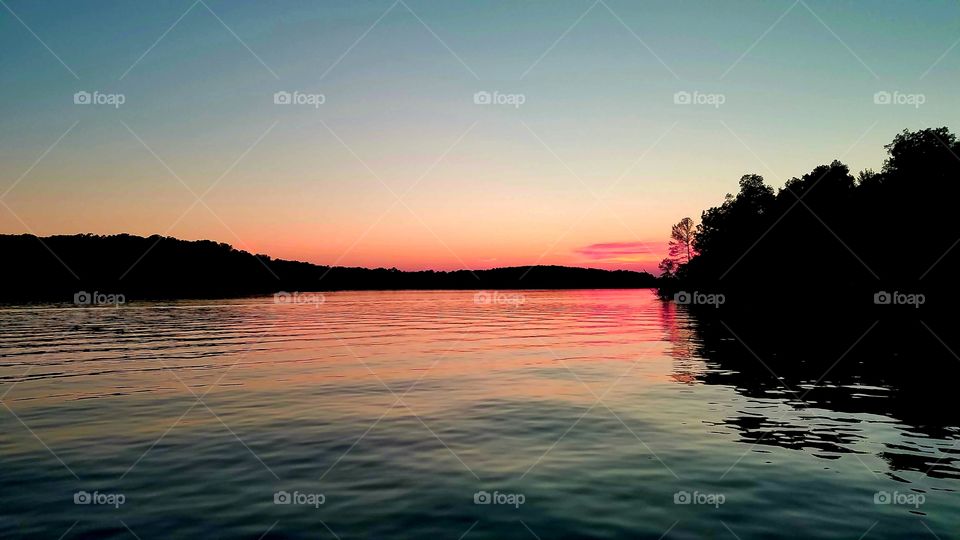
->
<box><xmin>1</xmin><ymin>0</ymin><xmax>958</xmax><ymax>272</ymax></box>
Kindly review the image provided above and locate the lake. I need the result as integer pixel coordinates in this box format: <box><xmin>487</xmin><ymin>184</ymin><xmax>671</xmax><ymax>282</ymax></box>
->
<box><xmin>1</xmin><ymin>290</ymin><xmax>956</xmax><ymax>539</ymax></box>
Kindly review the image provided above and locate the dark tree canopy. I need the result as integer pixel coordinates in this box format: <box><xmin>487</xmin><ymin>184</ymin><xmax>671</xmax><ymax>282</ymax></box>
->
<box><xmin>0</xmin><ymin>234</ymin><xmax>657</xmax><ymax>302</ymax></box>
<box><xmin>663</xmin><ymin>127</ymin><xmax>960</xmax><ymax>314</ymax></box>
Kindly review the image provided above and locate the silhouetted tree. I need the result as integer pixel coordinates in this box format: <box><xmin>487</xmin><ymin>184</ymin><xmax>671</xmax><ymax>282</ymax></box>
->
<box><xmin>661</xmin><ymin>127</ymin><xmax>960</xmax><ymax>314</ymax></box>
<box><xmin>658</xmin><ymin>258</ymin><xmax>678</xmax><ymax>278</ymax></box>
<box><xmin>669</xmin><ymin>217</ymin><xmax>696</xmax><ymax>264</ymax></box>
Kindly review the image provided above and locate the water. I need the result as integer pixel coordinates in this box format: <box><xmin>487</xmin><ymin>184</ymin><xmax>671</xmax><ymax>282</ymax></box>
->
<box><xmin>0</xmin><ymin>290</ymin><xmax>957</xmax><ymax>539</ymax></box>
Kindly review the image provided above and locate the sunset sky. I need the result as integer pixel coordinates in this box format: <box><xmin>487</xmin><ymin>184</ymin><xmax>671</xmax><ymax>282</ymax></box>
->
<box><xmin>1</xmin><ymin>0</ymin><xmax>958</xmax><ymax>272</ymax></box>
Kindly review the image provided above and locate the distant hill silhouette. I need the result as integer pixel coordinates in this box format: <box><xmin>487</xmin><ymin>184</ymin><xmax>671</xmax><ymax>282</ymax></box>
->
<box><xmin>658</xmin><ymin>127</ymin><xmax>960</xmax><ymax>317</ymax></box>
<box><xmin>0</xmin><ymin>234</ymin><xmax>657</xmax><ymax>303</ymax></box>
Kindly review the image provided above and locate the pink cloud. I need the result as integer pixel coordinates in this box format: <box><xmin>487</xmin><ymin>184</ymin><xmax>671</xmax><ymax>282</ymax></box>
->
<box><xmin>574</xmin><ymin>241</ymin><xmax>659</xmax><ymax>261</ymax></box>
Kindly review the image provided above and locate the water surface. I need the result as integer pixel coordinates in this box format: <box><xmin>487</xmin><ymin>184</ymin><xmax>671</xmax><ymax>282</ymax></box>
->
<box><xmin>1</xmin><ymin>290</ymin><xmax>956</xmax><ymax>538</ymax></box>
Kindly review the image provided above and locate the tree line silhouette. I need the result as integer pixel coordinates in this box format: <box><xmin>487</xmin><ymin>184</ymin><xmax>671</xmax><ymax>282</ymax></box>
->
<box><xmin>4</xmin><ymin>127</ymin><xmax>957</xmax><ymax>308</ymax></box>
<box><xmin>0</xmin><ymin>234</ymin><xmax>657</xmax><ymax>303</ymax></box>
<box><xmin>658</xmin><ymin>127</ymin><xmax>960</xmax><ymax>315</ymax></box>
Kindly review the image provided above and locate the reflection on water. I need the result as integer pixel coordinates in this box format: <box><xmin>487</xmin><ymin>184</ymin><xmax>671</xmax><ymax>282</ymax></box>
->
<box><xmin>681</xmin><ymin>311</ymin><xmax>960</xmax><ymax>483</ymax></box>
<box><xmin>0</xmin><ymin>290</ymin><xmax>957</xmax><ymax>539</ymax></box>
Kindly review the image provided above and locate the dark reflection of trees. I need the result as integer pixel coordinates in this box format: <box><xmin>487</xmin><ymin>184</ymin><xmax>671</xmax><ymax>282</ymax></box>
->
<box><xmin>674</xmin><ymin>310</ymin><xmax>960</xmax><ymax>480</ymax></box>
<box><xmin>658</xmin><ymin>300</ymin><xmax>703</xmax><ymax>384</ymax></box>
<box><xmin>880</xmin><ymin>447</ymin><xmax>960</xmax><ymax>481</ymax></box>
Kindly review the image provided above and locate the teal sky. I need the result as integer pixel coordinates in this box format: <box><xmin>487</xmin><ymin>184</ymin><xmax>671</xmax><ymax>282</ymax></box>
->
<box><xmin>1</xmin><ymin>0</ymin><xmax>958</xmax><ymax>271</ymax></box>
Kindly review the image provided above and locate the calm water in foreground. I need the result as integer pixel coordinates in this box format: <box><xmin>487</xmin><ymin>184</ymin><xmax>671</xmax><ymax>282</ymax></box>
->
<box><xmin>1</xmin><ymin>290</ymin><xmax>957</xmax><ymax>539</ymax></box>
